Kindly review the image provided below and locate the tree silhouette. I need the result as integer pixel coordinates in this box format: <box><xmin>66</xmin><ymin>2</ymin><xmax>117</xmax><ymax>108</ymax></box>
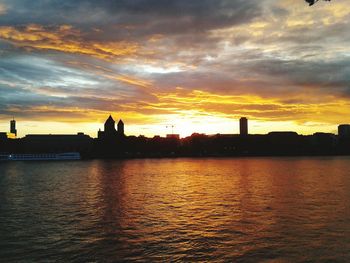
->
<box><xmin>305</xmin><ymin>0</ymin><xmax>331</xmax><ymax>6</ymax></box>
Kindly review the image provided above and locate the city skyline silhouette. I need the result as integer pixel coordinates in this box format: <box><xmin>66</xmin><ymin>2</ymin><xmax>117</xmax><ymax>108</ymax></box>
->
<box><xmin>1</xmin><ymin>115</ymin><xmax>350</xmax><ymax>159</ymax></box>
<box><xmin>1</xmin><ymin>115</ymin><xmax>349</xmax><ymax>139</ymax></box>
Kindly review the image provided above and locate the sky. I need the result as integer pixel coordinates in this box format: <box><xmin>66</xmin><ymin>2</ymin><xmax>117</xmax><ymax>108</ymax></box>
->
<box><xmin>0</xmin><ymin>0</ymin><xmax>349</xmax><ymax>138</ymax></box>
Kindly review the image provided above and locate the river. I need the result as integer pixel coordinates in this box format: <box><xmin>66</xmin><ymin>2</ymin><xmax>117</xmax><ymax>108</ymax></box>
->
<box><xmin>1</xmin><ymin>157</ymin><xmax>349</xmax><ymax>261</ymax></box>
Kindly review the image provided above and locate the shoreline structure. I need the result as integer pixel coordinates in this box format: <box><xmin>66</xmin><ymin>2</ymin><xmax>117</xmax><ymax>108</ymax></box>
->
<box><xmin>1</xmin><ymin>116</ymin><xmax>350</xmax><ymax>159</ymax></box>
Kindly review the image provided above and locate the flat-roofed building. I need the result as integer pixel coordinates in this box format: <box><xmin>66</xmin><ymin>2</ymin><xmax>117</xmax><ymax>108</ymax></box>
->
<box><xmin>23</xmin><ymin>133</ymin><xmax>93</xmax><ymax>153</ymax></box>
<box><xmin>338</xmin><ymin>124</ymin><xmax>350</xmax><ymax>138</ymax></box>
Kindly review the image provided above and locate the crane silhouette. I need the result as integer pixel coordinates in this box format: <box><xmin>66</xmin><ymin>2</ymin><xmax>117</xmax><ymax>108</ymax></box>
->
<box><xmin>166</xmin><ymin>125</ymin><xmax>175</xmax><ymax>134</ymax></box>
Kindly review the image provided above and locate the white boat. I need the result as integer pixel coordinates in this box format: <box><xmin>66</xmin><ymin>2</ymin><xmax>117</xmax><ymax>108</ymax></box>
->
<box><xmin>0</xmin><ymin>152</ymin><xmax>81</xmax><ymax>161</ymax></box>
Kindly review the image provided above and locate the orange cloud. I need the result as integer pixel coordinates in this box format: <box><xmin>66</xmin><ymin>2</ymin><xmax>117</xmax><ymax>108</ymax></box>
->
<box><xmin>114</xmin><ymin>74</ymin><xmax>152</xmax><ymax>88</ymax></box>
<box><xmin>0</xmin><ymin>24</ymin><xmax>139</xmax><ymax>60</ymax></box>
<box><xmin>149</xmin><ymin>89</ymin><xmax>350</xmax><ymax>124</ymax></box>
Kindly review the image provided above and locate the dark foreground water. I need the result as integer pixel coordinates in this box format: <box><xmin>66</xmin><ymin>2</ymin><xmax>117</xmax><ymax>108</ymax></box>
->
<box><xmin>1</xmin><ymin>157</ymin><xmax>350</xmax><ymax>262</ymax></box>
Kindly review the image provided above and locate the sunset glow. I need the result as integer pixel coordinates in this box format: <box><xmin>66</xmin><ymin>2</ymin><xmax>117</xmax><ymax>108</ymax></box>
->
<box><xmin>0</xmin><ymin>0</ymin><xmax>349</xmax><ymax>137</ymax></box>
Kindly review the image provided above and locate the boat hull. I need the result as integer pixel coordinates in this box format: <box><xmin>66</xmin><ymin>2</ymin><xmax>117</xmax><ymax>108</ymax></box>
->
<box><xmin>0</xmin><ymin>153</ymin><xmax>81</xmax><ymax>161</ymax></box>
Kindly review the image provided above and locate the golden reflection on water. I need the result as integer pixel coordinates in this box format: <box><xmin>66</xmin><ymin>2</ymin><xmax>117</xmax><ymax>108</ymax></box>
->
<box><xmin>77</xmin><ymin>157</ymin><xmax>350</xmax><ymax>260</ymax></box>
<box><xmin>1</xmin><ymin>157</ymin><xmax>350</xmax><ymax>261</ymax></box>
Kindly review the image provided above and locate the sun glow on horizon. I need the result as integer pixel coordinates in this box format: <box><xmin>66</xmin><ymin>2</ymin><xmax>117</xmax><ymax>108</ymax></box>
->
<box><xmin>0</xmin><ymin>117</ymin><xmax>339</xmax><ymax>139</ymax></box>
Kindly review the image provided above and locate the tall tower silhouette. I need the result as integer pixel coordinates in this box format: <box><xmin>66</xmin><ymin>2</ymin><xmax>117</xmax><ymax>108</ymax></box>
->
<box><xmin>118</xmin><ymin>119</ymin><xmax>124</xmax><ymax>136</ymax></box>
<box><xmin>240</xmin><ymin>117</ymin><xmax>248</xmax><ymax>136</ymax></box>
<box><xmin>10</xmin><ymin>118</ymin><xmax>17</xmax><ymax>137</ymax></box>
<box><xmin>98</xmin><ymin>115</ymin><xmax>125</xmax><ymax>140</ymax></box>
<box><xmin>104</xmin><ymin>115</ymin><xmax>117</xmax><ymax>135</ymax></box>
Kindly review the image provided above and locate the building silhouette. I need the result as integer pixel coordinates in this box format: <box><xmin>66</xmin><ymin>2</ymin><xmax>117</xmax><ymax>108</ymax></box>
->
<box><xmin>117</xmin><ymin>119</ymin><xmax>125</xmax><ymax>136</ymax></box>
<box><xmin>0</xmin><ymin>119</ymin><xmax>17</xmax><ymax>139</ymax></box>
<box><xmin>1</xmin><ymin>116</ymin><xmax>350</xmax><ymax>158</ymax></box>
<box><xmin>166</xmin><ymin>134</ymin><xmax>180</xmax><ymax>139</ymax></box>
<box><xmin>240</xmin><ymin>117</ymin><xmax>248</xmax><ymax>136</ymax></box>
<box><xmin>105</xmin><ymin>115</ymin><xmax>117</xmax><ymax>136</ymax></box>
<box><xmin>338</xmin><ymin>124</ymin><xmax>350</xmax><ymax>138</ymax></box>
<box><xmin>23</xmin><ymin>133</ymin><xmax>92</xmax><ymax>154</ymax></box>
<box><xmin>10</xmin><ymin>119</ymin><xmax>17</xmax><ymax>137</ymax></box>
<box><xmin>98</xmin><ymin>115</ymin><xmax>125</xmax><ymax>140</ymax></box>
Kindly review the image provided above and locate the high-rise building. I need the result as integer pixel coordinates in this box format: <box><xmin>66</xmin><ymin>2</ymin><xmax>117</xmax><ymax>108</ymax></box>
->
<box><xmin>240</xmin><ymin>117</ymin><xmax>248</xmax><ymax>136</ymax></box>
<box><xmin>10</xmin><ymin>119</ymin><xmax>17</xmax><ymax>137</ymax></box>
<box><xmin>338</xmin><ymin>124</ymin><xmax>350</xmax><ymax>138</ymax></box>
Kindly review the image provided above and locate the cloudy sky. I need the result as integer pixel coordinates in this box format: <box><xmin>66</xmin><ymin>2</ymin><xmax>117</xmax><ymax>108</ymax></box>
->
<box><xmin>0</xmin><ymin>0</ymin><xmax>349</xmax><ymax>137</ymax></box>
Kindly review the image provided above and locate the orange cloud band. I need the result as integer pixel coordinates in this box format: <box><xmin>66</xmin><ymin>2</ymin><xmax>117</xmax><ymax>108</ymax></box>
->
<box><xmin>0</xmin><ymin>24</ymin><xmax>139</xmax><ymax>60</ymax></box>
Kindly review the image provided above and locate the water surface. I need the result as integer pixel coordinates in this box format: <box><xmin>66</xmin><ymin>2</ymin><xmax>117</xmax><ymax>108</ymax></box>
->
<box><xmin>1</xmin><ymin>157</ymin><xmax>350</xmax><ymax>262</ymax></box>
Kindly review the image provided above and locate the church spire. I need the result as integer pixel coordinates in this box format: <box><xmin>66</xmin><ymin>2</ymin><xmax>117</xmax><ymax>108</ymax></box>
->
<box><xmin>118</xmin><ymin>119</ymin><xmax>125</xmax><ymax>136</ymax></box>
<box><xmin>104</xmin><ymin>115</ymin><xmax>116</xmax><ymax>134</ymax></box>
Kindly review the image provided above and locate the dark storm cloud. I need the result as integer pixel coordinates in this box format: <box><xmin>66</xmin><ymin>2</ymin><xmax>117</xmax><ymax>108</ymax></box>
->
<box><xmin>243</xmin><ymin>57</ymin><xmax>350</xmax><ymax>96</ymax></box>
<box><xmin>139</xmin><ymin>48</ymin><xmax>350</xmax><ymax>99</ymax></box>
<box><xmin>0</xmin><ymin>0</ymin><xmax>263</xmax><ymax>37</ymax></box>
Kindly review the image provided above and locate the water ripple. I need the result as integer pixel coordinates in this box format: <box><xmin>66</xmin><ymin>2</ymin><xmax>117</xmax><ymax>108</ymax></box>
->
<box><xmin>1</xmin><ymin>157</ymin><xmax>350</xmax><ymax>261</ymax></box>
